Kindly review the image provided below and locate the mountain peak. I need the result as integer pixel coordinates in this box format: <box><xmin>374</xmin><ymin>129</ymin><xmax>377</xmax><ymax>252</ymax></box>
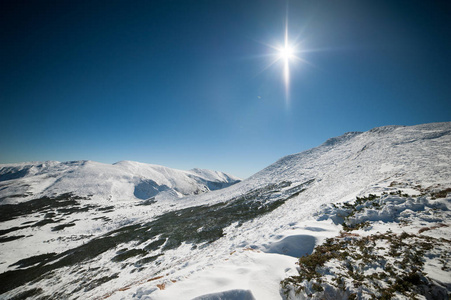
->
<box><xmin>321</xmin><ymin>131</ymin><xmax>362</xmax><ymax>147</ymax></box>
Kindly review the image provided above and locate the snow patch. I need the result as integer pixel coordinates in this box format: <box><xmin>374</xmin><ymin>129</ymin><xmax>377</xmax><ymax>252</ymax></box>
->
<box><xmin>264</xmin><ymin>235</ymin><xmax>316</xmax><ymax>258</ymax></box>
<box><xmin>192</xmin><ymin>289</ymin><xmax>256</xmax><ymax>300</ymax></box>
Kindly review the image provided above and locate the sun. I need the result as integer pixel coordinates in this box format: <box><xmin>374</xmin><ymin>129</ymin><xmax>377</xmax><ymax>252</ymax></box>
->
<box><xmin>258</xmin><ymin>17</ymin><xmax>308</xmax><ymax>107</ymax></box>
<box><xmin>276</xmin><ymin>24</ymin><xmax>297</xmax><ymax>64</ymax></box>
<box><xmin>277</xmin><ymin>25</ymin><xmax>298</xmax><ymax>103</ymax></box>
<box><xmin>278</xmin><ymin>45</ymin><xmax>295</xmax><ymax>61</ymax></box>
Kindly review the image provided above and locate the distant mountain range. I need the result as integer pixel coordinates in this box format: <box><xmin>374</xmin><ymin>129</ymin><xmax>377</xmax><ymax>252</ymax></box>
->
<box><xmin>0</xmin><ymin>122</ymin><xmax>450</xmax><ymax>300</ymax></box>
<box><xmin>0</xmin><ymin>160</ymin><xmax>241</xmax><ymax>203</ymax></box>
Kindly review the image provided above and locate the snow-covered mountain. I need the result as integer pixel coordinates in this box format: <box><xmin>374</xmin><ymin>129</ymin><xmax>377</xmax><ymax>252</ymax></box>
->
<box><xmin>0</xmin><ymin>122</ymin><xmax>450</xmax><ymax>300</ymax></box>
<box><xmin>0</xmin><ymin>160</ymin><xmax>241</xmax><ymax>204</ymax></box>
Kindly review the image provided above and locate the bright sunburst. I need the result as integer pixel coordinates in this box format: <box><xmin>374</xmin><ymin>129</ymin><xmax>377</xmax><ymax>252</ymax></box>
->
<box><xmin>277</xmin><ymin>24</ymin><xmax>298</xmax><ymax>105</ymax></box>
<box><xmin>257</xmin><ymin>16</ymin><xmax>310</xmax><ymax>107</ymax></box>
<box><xmin>278</xmin><ymin>45</ymin><xmax>295</xmax><ymax>61</ymax></box>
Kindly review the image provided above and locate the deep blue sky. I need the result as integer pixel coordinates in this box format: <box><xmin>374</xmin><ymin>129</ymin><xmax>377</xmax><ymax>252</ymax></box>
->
<box><xmin>1</xmin><ymin>0</ymin><xmax>450</xmax><ymax>178</ymax></box>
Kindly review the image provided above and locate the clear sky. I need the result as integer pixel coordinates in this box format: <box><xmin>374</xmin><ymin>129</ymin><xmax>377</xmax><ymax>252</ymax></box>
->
<box><xmin>1</xmin><ymin>0</ymin><xmax>450</xmax><ymax>179</ymax></box>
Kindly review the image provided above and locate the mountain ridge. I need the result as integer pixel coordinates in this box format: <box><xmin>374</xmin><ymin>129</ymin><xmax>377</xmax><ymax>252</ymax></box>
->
<box><xmin>0</xmin><ymin>160</ymin><xmax>241</xmax><ymax>204</ymax></box>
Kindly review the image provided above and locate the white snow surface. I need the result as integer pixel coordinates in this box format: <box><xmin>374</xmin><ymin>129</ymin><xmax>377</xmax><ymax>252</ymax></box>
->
<box><xmin>1</xmin><ymin>122</ymin><xmax>450</xmax><ymax>300</ymax></box>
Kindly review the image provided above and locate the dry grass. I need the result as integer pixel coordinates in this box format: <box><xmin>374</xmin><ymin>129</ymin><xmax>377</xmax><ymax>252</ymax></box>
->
<box><xmin>147</xmin><ymin>275</ymin><xmax>164</xmax><ymax>282</ymax></box>
<box><xmin>418</xmin><ymin>223</ymin><xmax>448</xmax><ymax>234</ymax></box>
<box><xmin>338</xmin><ymin>231</ymin><xmax>360</xmax><ymax>238</ymax></box>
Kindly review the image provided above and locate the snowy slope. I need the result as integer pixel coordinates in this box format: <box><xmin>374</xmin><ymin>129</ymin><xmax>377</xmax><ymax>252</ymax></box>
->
<box><xmin>131</xmin><ymin>122</ymin><xmax>450</xmax><ymax>300</ymax></box>
<box><xmin>1</xmin><ymin>122</ymin><xmax>450</xmax><ymax>300</ymax></box>
<box><xmin>0</xmin><ymin>160</ymin><xmax>241</xmax><ymax>204</ymax></box>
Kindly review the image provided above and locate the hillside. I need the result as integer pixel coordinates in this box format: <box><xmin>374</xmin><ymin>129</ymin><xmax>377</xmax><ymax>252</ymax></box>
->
<box><xmin>0</xmin><ymin>122</ymin><xmax>450</xmax><ymax>300</ymax></box>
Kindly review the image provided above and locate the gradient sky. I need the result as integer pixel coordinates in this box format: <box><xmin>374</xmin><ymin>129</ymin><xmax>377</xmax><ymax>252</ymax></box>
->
<box><xmin>1</xmin><ymin>0</ymin><xmax>450</xmax><ymax>178</ymax></box>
